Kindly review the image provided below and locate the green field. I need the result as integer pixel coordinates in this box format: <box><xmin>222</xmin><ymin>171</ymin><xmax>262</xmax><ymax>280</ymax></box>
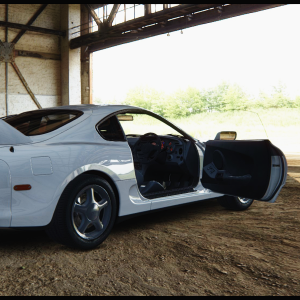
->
<box><xmin>168</xmin><ymin>108</ymin><xmax>300</xmax><ymax>154</ymax></box>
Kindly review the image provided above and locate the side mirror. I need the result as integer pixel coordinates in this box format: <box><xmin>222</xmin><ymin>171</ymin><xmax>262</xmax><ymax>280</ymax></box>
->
<box><xmin>215</xmin><ymin>131</ymin><xmax>237</xmax><ymax>141</ymax></box>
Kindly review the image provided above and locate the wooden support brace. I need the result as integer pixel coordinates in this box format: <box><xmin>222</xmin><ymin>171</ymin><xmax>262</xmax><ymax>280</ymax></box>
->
<box><xmin>107</xmin><ymin>4</ymin><xmax>121</xmax><ymax>27</ymax></box>
<box><xmin>12</xmin><ymin>4</ymin><xmax>48</xmax><ymax>44</ymax></box>
<box><xmin>11</xmin><ymin>61</ymin><xmax>42</xmax><ymax>109</ymax></box>
<box><xmin>85</xmin><ymin>4</ymin><xmax>102</xmax><ymax>30</ymax></box>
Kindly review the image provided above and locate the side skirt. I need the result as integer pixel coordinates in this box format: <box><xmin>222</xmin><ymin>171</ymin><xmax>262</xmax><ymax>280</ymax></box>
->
<box><xmin>116</xmin><ymin>195</ymin><xmax>219</xmax><ymax>225</ymax></box>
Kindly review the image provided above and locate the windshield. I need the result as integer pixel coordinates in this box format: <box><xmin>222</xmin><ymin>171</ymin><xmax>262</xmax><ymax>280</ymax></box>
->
<box><xmin>117</xmin><ymin>113</ymin><xmax>184</xmax><ymax>137</ymax></box>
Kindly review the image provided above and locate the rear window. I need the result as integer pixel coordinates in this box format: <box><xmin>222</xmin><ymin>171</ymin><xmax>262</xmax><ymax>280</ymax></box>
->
<box><xmin>5</xmin><ymin>109</ymin><xmax>83</xmax><ymax>136</ymax></box>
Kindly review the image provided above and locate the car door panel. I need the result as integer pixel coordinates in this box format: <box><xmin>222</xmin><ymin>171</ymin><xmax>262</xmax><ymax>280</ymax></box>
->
<box><xmin>201</xmin><ymin>140</ymin><xmax>286</xmax><ymax>202</ymax></box>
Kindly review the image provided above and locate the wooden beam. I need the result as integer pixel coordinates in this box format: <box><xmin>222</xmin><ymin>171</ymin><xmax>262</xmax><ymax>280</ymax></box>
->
<box><xmin>0</xmin><ymin>21</ymin><xmax>65</xmax><ymax>36</ymax></box>
<box><xmin>71</xmin><ymin>3</ymin><xmax>285</xmax><ymax>51</ymax></box>
<box><xmin>12</xmin><ymin>4</ymin><xmax>48</xmax><ymax>44</ymax></box>
<box><xmin>107</xmin><ymin>4</ymin><xmax>121</xmax><ymax>27</ymax></box>
<box><xmin>70</xmin><ymin>4</ymin><xmax>215</xmax><ymax>49</ymax></box>
<box><xmin>14</xmin><ymin>50</ymin><xmax>61</xmax><ymax>61</ymax></box>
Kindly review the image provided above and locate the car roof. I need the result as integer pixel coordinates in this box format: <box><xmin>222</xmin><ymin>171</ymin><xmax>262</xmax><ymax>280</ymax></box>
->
<box><xmin>0</xmin><ymin>104</ymin><xmax>142</xmax><ymax>146</ymax></box>
<box><xmin>1</xmin><ymin>104</ymin><xmax>195</xmax><ymax>146</ymax></box>
<box><xmin>43</xmin><ymin>104</ymin><xmax>138</xmax><ymax>115</ymax></box>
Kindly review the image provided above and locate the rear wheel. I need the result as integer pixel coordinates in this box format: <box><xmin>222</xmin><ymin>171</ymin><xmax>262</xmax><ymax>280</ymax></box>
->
<box><xmin>46</xmin><ymin>174</ymin><xmax>117</xmax><ymax>250</ymax></box>
<box><xmin>218</xmin><ymin>195</ymin><xmax>254</xmax><ymax>211</ymax></box>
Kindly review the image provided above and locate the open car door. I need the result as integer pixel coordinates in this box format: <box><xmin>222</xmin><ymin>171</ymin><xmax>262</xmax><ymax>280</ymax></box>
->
<box><xmin>201</xmin><ymin>140</ymin><xmax>287</xmax><ymax>203</ymax></box>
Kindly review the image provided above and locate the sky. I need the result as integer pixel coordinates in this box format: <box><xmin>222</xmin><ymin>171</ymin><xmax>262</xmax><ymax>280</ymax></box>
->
<box><xmin>93</xmin><ymin>4</ymin><xmax>300</xmax><ymax>103</ymax></box>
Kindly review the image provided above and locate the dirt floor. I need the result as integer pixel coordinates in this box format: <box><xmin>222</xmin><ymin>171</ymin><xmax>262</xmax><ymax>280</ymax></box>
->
<box><xmin>0</xmin><ymin>154</ymin><xmax>299</xmax><ymax>296</ymax></box>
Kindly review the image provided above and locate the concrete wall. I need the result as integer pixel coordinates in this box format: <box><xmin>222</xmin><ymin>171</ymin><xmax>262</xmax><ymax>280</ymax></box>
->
<box><xmin>0</xmin><ymin>4</ymin><xmax>88</xmax><ymax>117</ymax></box>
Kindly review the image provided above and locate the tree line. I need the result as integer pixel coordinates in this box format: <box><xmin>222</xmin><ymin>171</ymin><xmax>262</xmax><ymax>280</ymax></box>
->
<box><xmin>123</xmin><ymin>82</ymin><xmax>300</xmax><ymax>118</ymax></box>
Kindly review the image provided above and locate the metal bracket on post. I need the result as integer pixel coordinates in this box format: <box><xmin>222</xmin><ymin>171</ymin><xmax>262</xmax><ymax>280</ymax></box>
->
<box><xmin>1</xmin><ymin>4</ymin><xmax>46</xmax><ymax>111</ymax></box>
<box><xmin>0</xmin><ymin>42</ymin><xmax>15</xmax><ymax>63</ymax></box>
<box><xmin>0</xmin><ymin>41</ymin><xmax>42</xmax><ymax>110</ymax></box>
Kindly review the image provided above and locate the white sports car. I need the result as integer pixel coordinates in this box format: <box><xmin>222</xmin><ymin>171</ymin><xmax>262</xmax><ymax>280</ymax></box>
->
<box><xmin>0</xmin><ymin>105</ymin><xmax>287</xmax><ymax>249</ymax></box>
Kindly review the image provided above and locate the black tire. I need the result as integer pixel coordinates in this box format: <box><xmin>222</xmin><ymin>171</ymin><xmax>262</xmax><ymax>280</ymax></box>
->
<box><xmin>218</xmin><ymin>195</ymin><xmax>254</xmax><ymax>211</ymax></box>
<box><xmin>46</xmin><ymin>174</ymin><xmax>117</xmax><ymax>250</ymax></box>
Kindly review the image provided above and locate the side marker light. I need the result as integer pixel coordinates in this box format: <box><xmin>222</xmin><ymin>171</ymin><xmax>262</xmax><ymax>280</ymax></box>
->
<box><xmin>14</xmin><ymin>185</ymin><xmax>32</xmax><ymax>191</ymax></box>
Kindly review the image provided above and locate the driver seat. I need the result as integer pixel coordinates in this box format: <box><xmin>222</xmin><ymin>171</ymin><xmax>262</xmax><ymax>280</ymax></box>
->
<box><xmin>135</xmin><ymin>170</ymin><xmax>165</xmax><ymax>195</ymax></box>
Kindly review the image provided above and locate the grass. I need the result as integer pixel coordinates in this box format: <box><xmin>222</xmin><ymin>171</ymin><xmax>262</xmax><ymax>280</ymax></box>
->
<box><xmin>169</xmin><ymin>108</ymin><xmax>300</xmax><ymax>154</ymax></box>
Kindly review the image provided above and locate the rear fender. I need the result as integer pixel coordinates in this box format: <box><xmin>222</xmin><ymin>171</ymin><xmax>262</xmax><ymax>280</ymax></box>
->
<box><xmin>0</xmin><ymin>119</ymin><xmax>31</xmax><ymax>145</ymax></box>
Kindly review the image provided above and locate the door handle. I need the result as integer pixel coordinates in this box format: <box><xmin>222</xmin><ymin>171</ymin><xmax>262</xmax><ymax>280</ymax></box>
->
<box><xmin>216</xmin><ymin>170</ymin><xmax>251</xmax><ymax>184</ymax></box>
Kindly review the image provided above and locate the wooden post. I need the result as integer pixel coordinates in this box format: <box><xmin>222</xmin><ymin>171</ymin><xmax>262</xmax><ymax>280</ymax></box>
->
<box><xmin>61</xmin><ymin>4</ymin><xmax>81</xmax><ymax>106</ymax></box>
<box><xmin>144</xmin><ymin>4</ymin><xmax>151</xmax><ymax>16</ymax></box>
<box><xmin>81</xmin><ymin>4</ymin><xmax>92</xmax><ymax>104</ymax></box>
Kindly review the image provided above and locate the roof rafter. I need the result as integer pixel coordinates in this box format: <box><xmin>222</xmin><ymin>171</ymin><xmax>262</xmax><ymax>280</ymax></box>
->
<box><xmin>71</xmin><ymin>4</ymin><xmax>285</xmax><ymax>52</ymax></box>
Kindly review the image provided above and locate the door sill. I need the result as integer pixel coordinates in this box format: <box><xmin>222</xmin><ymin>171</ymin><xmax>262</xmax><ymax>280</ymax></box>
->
<box><xmin>141</xmin><ymin>186</ymin><xmax>196</xmax><ymax>200</ymax></box>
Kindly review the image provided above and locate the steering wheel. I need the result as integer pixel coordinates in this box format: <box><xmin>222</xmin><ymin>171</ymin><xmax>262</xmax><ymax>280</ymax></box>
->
<box><xmin>133</xmin><ymin>133</ymin><xmax>161</xmax><ymax>164</ymax></box>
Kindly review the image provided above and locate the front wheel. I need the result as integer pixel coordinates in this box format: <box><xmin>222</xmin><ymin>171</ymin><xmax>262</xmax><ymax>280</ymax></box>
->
<box><xmin>46</xmin><ymin>174</ymin><xmax>117</xmax><ymax>250</ymax></box>
<box><xmin>218</xmin><ymin>195</ymin><xmax>254</xmax><ymax>211</ymax></box>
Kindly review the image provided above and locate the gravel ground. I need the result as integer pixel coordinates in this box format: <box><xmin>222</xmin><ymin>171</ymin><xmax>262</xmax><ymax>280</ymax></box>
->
<box><xmin>0</xmin><ymin>154</ymin><xmax>299</xmax><ymax>296</ymax></box>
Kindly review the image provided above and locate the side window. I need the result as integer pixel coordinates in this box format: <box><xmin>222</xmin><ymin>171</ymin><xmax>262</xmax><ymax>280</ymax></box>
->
<box><xmin>96</xmin><ymin>116</ymin><xmax>126</xmax><ymax>141</ymax></box>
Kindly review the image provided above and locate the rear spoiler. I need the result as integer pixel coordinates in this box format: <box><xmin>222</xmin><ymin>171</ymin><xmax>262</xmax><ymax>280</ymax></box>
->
<box><xmin>0</xmin><ymin>119</ymin><xmax>32</xmax><ymax>145</ymax></box>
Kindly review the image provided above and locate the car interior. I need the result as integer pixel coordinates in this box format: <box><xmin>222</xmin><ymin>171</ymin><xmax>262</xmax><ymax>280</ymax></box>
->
<box><xmin>127</xmin><ymin>133</ymin><xmax>200</xmax><ymax>199</ymax></box>
<box><xmin>97</xmin><ymin>111</ymin><xmax>200</xmax><ymax>199</ymax></box>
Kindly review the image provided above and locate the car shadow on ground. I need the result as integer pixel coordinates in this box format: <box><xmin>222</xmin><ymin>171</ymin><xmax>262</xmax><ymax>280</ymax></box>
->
<box><xmin>113</xmin><ymin>198</ymin><xmax>222</xmax><ymax>234</ymax></box>
<box><xmin>0</xmin><ymin>229</ymin><xmax>57</xmax><ymax>255</ymax></box>
<box><xmin>0</xmin><ymin>167</ymin><xmax>297</xmax><ymax>252</ymax></box>
<box><xmin>0</xmin><ymin>199</ymin><xmax>221</xmax><ymax>252</ymax></box>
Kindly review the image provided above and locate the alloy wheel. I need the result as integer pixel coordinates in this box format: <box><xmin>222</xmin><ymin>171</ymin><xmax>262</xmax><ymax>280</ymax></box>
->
<box><xmin>71</xmin><ymin>185</ymin><xmax>112</xmax><ymax>240</ymax></box>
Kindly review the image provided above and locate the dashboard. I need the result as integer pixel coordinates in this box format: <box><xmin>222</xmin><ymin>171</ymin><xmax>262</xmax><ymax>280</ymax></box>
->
<box><xmin>160</xmin><ymin>137</ymin><xmax>184</xmax><ymax>163</ymax></box>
